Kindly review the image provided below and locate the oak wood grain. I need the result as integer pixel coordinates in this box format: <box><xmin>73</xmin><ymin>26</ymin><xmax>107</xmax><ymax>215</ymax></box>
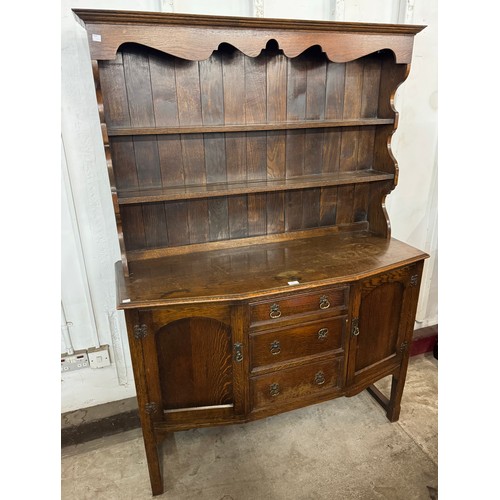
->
<box><xmin>77</xmin><ymin>12</ymin><xmax>427</xmax><ymax>498</ymax></box>
<box><xmin>116</xmin><ymin>232</ymin><xmax>428</xmax><ymax>308</ymax></box>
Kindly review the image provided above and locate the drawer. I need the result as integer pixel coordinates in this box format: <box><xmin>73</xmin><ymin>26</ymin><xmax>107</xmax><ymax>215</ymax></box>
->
<box><xmin>250</xmin><ymin>316</ymin><xmax>346</xmax><ymax>370</ymax></box>
<box><xmin>251</xmin><ymin>357</ymin><xmax>342</xmax><ymax>410</ymax></box>
<box><xmin>250</xmin><ymin>286</ymin><xmax>348</xmax><ymax>326</ymax></box>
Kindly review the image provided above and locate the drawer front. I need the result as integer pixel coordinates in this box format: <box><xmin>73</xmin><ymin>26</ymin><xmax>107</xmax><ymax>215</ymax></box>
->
<box><xmin>250</xmin><ymin>287</ymin><xmax>348</xmax><ymax>326</ymax></box>
<box><xmin>251</xmin><ymin>357</ymin><xmax>342</xmax><ymax>410</ymax></box>
<box><xmin>250</xmin><ymin>316</ymin><xmax>346</xmax><ymax>370</ymax></box>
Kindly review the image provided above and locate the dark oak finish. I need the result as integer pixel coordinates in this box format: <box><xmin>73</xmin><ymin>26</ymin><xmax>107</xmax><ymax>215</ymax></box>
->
<box><xmin>250</xmin><ymin>316</ymin><xmax>346</xmax><ymax>371</ymax></box>
<box><xmin>156</xmin><ymin>318</ymin><xmax>233</xmax><ymax>409</ymax></box>
<box><xmin>251</xmin><ymin>356</ymin><xmax>343</xmax><ymax>411</ymax></box>
<box><xmin>75</xmin><ymin>10</ymin><xmax>427</xmax><ymax>496</ymax></box>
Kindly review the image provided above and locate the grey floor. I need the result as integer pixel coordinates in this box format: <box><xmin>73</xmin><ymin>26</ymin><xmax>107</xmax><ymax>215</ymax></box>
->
<box><xmin>61</xmin><ymin>354</ymin><xmax>438</xmax><ymax>500</ymax></box>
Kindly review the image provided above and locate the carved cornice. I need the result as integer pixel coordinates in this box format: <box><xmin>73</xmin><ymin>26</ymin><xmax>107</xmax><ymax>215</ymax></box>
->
<box><xmin>74</xmin><ymin>9</ymin><xmax>424</xmax><ymax>63</ymax></box>
<box><xmin>74</xmin><ymin>9</ymin><xmax>425</xmax><ymax>33</ymax></box>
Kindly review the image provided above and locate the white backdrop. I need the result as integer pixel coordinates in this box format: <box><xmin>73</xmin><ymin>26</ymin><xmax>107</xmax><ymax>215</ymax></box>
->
<box><xmin>61</xmin><ymin>0</ymin><xmax>437</xmax><ymax>412</ymax></box>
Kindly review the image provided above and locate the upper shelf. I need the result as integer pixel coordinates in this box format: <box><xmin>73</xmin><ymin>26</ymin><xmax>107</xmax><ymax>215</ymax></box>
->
<box><xmin>107</xmin><ymin>118</ymin><xmax>394</xmax><ymax>137</ymax></box>
<box><xmin>117</xmin><ymin>169</ymin><xmax>394</xmax><ymax>204</ymax></box>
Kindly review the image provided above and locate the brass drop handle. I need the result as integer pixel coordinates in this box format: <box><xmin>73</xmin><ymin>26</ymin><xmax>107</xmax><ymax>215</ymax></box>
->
<box><xmin>270</xmin><ymin>303</ymin><xmax>281</xmax><ymax>319</ymax></box>
<box><xmin>270</xmin><ymin>340</ymin><xmax>281</xmax><ymax>355</ymax></box>
<box><xmin>234</xmin><ymin>343</ymin><xmax>243</xmax><ymax>362</ymax></box>
<box><xmin>269</xmin><ymin>383</ymin><xmax>280</xmax><ymax>397</ymax></box>
<box><xmin>352</xmin><ymin>318</ymin><xmax>360</xmax><ymax>337</ymax></box>
<box><xmin>314</xmin><ymin>371</ymin><xmax>326</xmax><ymax>385</ymax></box>
<box><xmin>319</xmin><ymin>295</ymin><xmax>330</xmax><ymax>309</ymax></box>
<box><xmin>317</xmin><ymin>328</ymin><xmax>328</xmax><ymax>340</ymax></box>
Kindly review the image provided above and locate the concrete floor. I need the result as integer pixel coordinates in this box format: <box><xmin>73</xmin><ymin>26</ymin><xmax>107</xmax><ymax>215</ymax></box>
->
<box><xmin>61</xmin><ymin>354</ymin><xmax>437</xmax><ymax>500</ymax></box>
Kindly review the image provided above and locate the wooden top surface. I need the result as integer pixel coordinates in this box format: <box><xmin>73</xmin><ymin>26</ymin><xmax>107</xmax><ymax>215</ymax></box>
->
<box><xmin>116</xmin><ymin>232</ymin><xmax>429</xmax><ymax>309</ymax></box>
<box><xmin>74</xmin><ymin>9</ymin><xmax>425</xmax><ymax>35</ymax></box>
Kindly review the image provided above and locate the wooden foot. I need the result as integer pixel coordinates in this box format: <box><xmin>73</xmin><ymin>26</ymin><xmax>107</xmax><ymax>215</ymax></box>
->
<box><xmin>143</xmin><ymin>432</ymin><xmax>164</xmax><ymax>496</ymax></box>
<box><xmin>142</xmin><ymin>426</ymin><xmax>163</xmax><ymax>496</ymax></box>
<box><xmin>367</xmin><ymin>367</ymin><xmax>408</xmax><ymax>423</ymax></box>
<box><xmin>385</xmin><ymin>372</ymin><xmax>404</xmax><ymax>422</ymax></box>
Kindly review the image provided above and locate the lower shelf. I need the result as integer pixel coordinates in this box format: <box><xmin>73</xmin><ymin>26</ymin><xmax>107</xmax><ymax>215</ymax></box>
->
<box><xmin>117</xmin><ymin>170</ymin><xmax>394</xmax><ymax>204</ymax></box>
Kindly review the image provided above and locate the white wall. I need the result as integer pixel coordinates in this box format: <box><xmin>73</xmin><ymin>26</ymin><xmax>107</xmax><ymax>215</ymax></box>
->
<box><xmin>61</xmin><ymin>0</ymin><xmax>437</xmax><ymax>412</ymax></box>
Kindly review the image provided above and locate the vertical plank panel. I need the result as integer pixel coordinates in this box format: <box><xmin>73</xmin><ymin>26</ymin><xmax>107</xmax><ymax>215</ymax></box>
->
<box><xmin>320</xmin><ymin>61</ymin><xmax>345</xmax><ymax>229</ymax></box>
<box><xmin>339</xmin><ymin>59</ymin><xmax>364</xmax><ymax>172</ymax></box>
<box><xmin>245</xmin><ymin>52</ymin><xmax>267</xmax><ymax>237</ymax></box>
<box><xmin>222</xmin><ymin>48</ymin><xmax>246</xmax><ymax>181</ymax></box>
<box><xmin>149</xmin><ymin>52</ymin><xmax>184</xmax><ymax>187</ymax></box>
<box><xmin>266</xmin><ymin>192</ymin><xmax>285</xmax><ymax>234</ymax></box>
<box><xmin>357</xmin><ymin>55</ymin><xmax>381</xmax><ymax>173</ymax></box>
<box><xmin>361</xmin><ymin>56</ymin><xmax>382</xmax><ymax>118</ymax></box>
<box><xmin>229</xmin><ymin>195</ymin><xmax>249</xmax><ymax>239</ymax></box>
<box><xmin>337</xmin><ymin>59</ymin><xmax>364</xmax><ymax>227</ymax></box>
<box><xmin>342</xmin><ymin>59</ymin><xmax>364</xmax><ymax>120</ymax></box>
<box><xmin>302</xmin><ymin>188</ymin><xmax>321</xmax><ymax>229</ymax></box>
<box><xmin>336</xmin><ymin>185</ymin><xmax>355</xmax><ymax>225</ymax></box>
<box><xmin>123</xmin><ymin>49</ymin><xmax>155</xmax><ymax>127</ymax></box>
<box><xmin>149</xmin><ymin>51</ymin><xmax>187</xmax><ymax>248</ymax></box>
<box><xmin>266</xmin><ymin>48</ymin><xmax>287</xmax><ymax>235</ymax></box>
<box><xmin>109</xmin><ymin>137</ymin><xmax>138</xmax><ymax>190</ymax></box>
<box><xmin>247</xmin><ymin>193</ymin><xmax>267</xmax><ymax>236</ymax></box>
<box><xmin>353</xmin><ymin>184</ymin><xmax>370</xmax><ymax>222</ymax></box>
<box><xmin>200</xmin><ymin>52</ymin><xmax>229</xmax><ymax>242</ymax></box>
<box><xmin>323</xmin><ymin>61</ymin><xmax>345</xmax><ymax>173</ymax></box>
<box><xmin>175</xmin><ymin>58</ymin><xmax>208</xmax><ymax>244</ymax></box>
<box><xmin>188</xmin><ymin>199</ymin><xmax>210</xmax><ymax>244</ymax></box>
<box><xmin>149</xmin><ymin>52</ymin><xmax>179</xmax><ymax>125</ymax></box>
<box><xmin>245</xmin><ymin>54</ymin><xmax>267</xmax><ymax>181</ymax></box>
<box><xmin>266</xmin><ymin>49</ymin><xmax>287</xmax><ymax>179</ymax></box>
<box><xmin>222</xmin><ymin>48</ymin><xmax>248</xmax><ymax>239</ymax></box>
<box><xmin>302</xmin><ymin>50</ymin><xmax>326</xmax><ymax>229</ymax></box>
<box><xmin>98</xmin><ymin>53</ymin><xmax>130</xmax><ymax>128</ymax></box>
<box><xmin>357</xmin><ymin>126</ymin><xmax>376</xmax><ymax>170</ymax></box>
<box><xmin>165</xmin><ymin>201</ymin><xmax>190</xmax><ymax>247</ymax></box>
<box><xmin>285</xmin><ymin>191</ymin><xmax>303</xmax><ymax>231</ymax></box>
<box><xmin>175</xmin><ymin>59</ymin><xmax>206</xmax><ymax>184</ymax></box>
<box><xmin>132</xmin><ymin>137</ymin><xmax>162</xmax><ymax>187</ymax></box>
<box><xmin>141</xmin><ymin>202</ymin><xmax>169</xmax><ymax>248</ymax></box>
<box><xmin>285</xmin><ymin>55</ymin><xmax>307</xmax><ymax>178</ymax></box>
<box><xmin>285</xmin><ymin>54</ymin><xmax>307</xmax><ymax>231</ymax></box>
<box><xmin>123</xmin><ymin>48</ymin><xmax>167</xmax><ymax>249</ymax></box>
<box><xmin>120</xmin><ymin>205</ymin><xmax>146</xmax><ymax>250</ymax></box>
<box><xmin>123</xmin><ymin>49</ymin><xmax>162</xmax><ymax>187</ymax></box>
<box><xmin>208</xmin><ymin>197</ymin><xmax>229</xmax><ymax>241</ymax></box>
<box><xmin>200</xmin><ymin>52</ymin><xmax>227</xmax><ymax>183</ymax></box>
<box><xmin>319</xmin><ymin>187</ymin><xmax>337</xmax><ymax>226</ymax></box>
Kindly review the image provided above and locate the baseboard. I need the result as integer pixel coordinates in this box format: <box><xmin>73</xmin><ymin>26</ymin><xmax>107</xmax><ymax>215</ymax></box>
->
<box><xmin>62</xmin><ymin>397</ymin><xmax>140</xmax><ymax>448</ymax></box>
<box><xmin>410</xmin><ymin>324</ymin><xmax>438</xmax><ymax>357</ymax></box>
<box><xmin>61</xmin><ymin>324</ymin><xmax>438</xmax><ymax>447</ymax></box>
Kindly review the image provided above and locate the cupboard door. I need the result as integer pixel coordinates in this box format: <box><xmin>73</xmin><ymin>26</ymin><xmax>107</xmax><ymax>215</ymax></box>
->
<box><xmin>347</xmin><ymin>265</ymin><xmax>421</xmax><ymax>389</ymax></box>
<box><xmin>156</xmin><ymin>317</ymin><xmax>233</xmax><ymax>410</ymax></box>
<box><xmin>135</xmin><ymin>304</ymin><xmax>248</xmax><ymax>426</ymax></box>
